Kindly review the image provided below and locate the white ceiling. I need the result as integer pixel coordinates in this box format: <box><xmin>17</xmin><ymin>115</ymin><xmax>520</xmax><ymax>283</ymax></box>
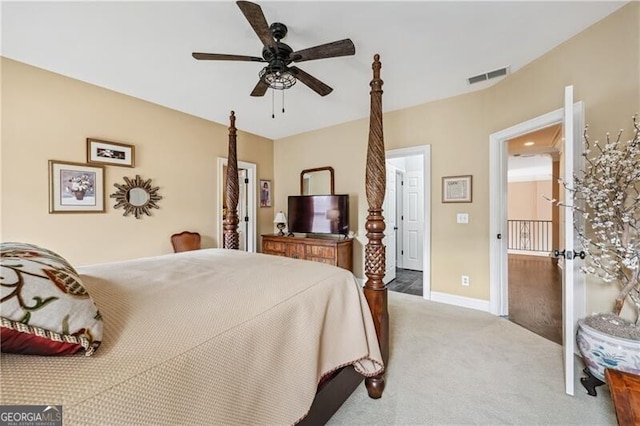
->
<box><xmin>508</xmin><ymin>154</ymin><xmax>552</xmax><ymax>182</ymax></box>
<box><xmin>1</xmin><ymin>1</ymin><xmax>627</xmax><ymax>140</ymax></box>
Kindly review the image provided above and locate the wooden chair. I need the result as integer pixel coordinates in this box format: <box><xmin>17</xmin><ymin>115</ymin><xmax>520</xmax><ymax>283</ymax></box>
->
<box><xmin>171</xmin><ymin>231</ymin><xmax>201</xmax><ymax>253</ymax></box>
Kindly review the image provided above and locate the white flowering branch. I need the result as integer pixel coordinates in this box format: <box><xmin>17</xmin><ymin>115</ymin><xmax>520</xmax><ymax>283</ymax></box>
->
<box><xmin>565</xmin><ymin>115</ymin><xmax>640</xmax><ymax>325</ymax></box>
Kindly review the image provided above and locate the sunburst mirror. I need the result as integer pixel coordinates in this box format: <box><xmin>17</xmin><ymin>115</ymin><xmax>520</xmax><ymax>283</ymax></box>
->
<box><xmin>110</xmin><ymin>175</ymin><xmax>162</xmax><ymax>219</ymax></box>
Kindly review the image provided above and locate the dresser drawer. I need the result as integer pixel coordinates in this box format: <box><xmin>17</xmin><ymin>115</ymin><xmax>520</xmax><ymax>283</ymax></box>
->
<box><xmin>263</xmin><ymin>240</ymin><xmax>285</xmax><ymax>253</ymax></box>
<box><xmin>286</xmin><ymin>243</ymin><xmax>305</xmax><ymax>260</ymax></box>
<box><xmin>306</xmin><ymin>256</ymin><xmax>336</xmax><ymax>266</ymax></box>
<box><xmin>306</xmin><ymin>245</ymin><xmax>336</xmax><ymax>259</ymax></box>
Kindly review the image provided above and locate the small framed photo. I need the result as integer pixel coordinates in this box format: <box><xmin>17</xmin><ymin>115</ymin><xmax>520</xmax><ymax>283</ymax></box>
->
<box><xmin>87</xmin><ymin>138</ymin><xmax>135</xmax><ymax>167</ymax></box>
<box><xmin>49</xmin><ymin>160</ymin><xmax>105</xmax><ymax>213</ymax></box>
<box><xmin>260</xmin><ymin>180</ymin><xmax>272</xmax><ymax>208</ymax></box>
<box><xmin>442</xmin><ymin>175</ymin><xmax>472</xmax><ymax>203</ymax></box>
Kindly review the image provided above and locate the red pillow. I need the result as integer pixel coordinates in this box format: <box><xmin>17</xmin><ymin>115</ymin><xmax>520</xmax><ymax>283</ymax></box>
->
<box><xmin>1</xmin><ymin>325</ymin><xmax>83</xmax><ymax>355</ymax></box>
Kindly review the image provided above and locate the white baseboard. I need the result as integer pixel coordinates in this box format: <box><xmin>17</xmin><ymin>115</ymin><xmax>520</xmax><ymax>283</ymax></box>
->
<box><xmin>358</xmin><ymin>277</ymin><xmax>491</xmax><ymax>314</ymax></box>
<box><xmin>508</xmin><ymin>250</ymin><xmax>551</xmax><ymax>257</ymax></box>
<box><xmin>429</xmin><ymin>291</ymin><xmax>491</xmax><ymax>313</ymax></box>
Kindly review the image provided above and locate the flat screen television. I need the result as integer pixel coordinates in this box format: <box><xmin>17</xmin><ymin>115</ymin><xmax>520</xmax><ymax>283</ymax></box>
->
<box><xmin>288</xmin><ymin>194</ymin><xmax>349</xmax><ymax>236</ymax></box>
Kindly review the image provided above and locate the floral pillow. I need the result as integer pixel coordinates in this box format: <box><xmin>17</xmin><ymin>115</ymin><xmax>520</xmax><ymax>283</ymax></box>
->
<box><xmin>1</xmin><ymin>242</ymin><xmax>103</xmax><ymax>356</ymax></box>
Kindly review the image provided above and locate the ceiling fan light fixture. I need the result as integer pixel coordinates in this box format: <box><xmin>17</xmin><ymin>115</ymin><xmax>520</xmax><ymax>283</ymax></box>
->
<box><xmin>259</xmin><ymin>65</ymin><xmax>296</xmax><ymax>90</ymax></box>
<box><xmin>193</xmin><ymin>2</ymin><xmax>354</xmax><ymax>97</ymax></box>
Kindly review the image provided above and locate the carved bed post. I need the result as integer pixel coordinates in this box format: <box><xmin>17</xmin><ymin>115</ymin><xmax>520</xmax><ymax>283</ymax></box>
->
<box><xmin>364</xmin><ymin>54</ymin><xmax>388</xmax><ymax>399</ymax></box>
<box><xmin>223</xmin><ymin>111</ymin><xmax>240</xmax><ymax>249</ymax></box>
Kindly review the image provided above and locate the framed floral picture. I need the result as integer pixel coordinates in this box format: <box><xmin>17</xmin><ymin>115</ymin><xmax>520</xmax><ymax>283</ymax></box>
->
<box><xmin>86</xmin><ymin>138</ymin><xmax>135</xmax><ymax>167</ymax></box>
<box><xmin>49</xmin><ymin>160</ymin><xmax>105</xmax><ymax>213</ymax></box>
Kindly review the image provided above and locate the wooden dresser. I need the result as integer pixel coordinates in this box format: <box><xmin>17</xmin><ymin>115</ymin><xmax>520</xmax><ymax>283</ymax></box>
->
<box><xmin>261</xmin><ymin>234</ymin><xmax>353</xmax><ymax>272</ymax></box>
<box><xmin>605</xmin><ymin>368</ymin><xmax>640</xmax><ymax>426</ymax></box>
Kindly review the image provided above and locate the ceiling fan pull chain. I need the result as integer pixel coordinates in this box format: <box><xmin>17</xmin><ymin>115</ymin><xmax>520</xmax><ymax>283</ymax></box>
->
<box><xmin>271</xmin><ymin>88</ymin><xmax>275</xmax><ymax>119</ymax></box>
<box><xmin>282</xmin><ymin>89</ymin><xmax>285</xmax><ymax>114</ymax></box>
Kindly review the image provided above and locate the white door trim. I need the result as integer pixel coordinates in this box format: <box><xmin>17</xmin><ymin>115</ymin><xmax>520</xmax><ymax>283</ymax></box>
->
<box><xmin>396</xmin><ymin>169</ymin><xmax>404</xmax><ymax>269</ymax></box>
<box><xmin>217</xmin><ymin>157</ymin><xmax>257</xmax><ymax>252</ymax></box>
<box><xmin>383</xmin><ymin>163</ymin><xmax>397</xmax><ymax>284</ymax></box>
<box><xmin>563</xmin><ymin>85</ymin><xmax>576</xmax><ymax>396</ymax></box>
<box><xmin>489</xmin><ymin>104</ymin><xmax>585</xmax><ymax>318</ymax></box>
<box><xmin>386</xmin><ymin>145</ymin><xmax>431</xmax><ymax>300</ymax></box>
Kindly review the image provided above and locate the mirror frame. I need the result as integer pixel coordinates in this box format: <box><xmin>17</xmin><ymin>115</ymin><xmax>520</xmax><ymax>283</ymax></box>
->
<box><xmin>110</xmin><ymin>175</ymin><xmax>162</xmax><ymax>219</ymax></box>
<box><xmin>300</xmin><ymin>166</ymin><xmax>335</xmax><ymax>195</ymax></box>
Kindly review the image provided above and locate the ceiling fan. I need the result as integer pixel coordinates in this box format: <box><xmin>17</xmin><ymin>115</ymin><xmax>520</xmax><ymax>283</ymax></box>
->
<box><xmin>192</xmin><ymin>1</ymin><xmax>356</xmax><ymax>97</ymax></box>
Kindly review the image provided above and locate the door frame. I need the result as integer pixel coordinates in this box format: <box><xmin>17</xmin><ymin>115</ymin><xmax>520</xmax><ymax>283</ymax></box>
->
<box><xmin>489</xmin><ymin>104</ymin><xmax>585</xmax><ymax>318</ymax></box>
<box><xmin>386</xmin><ymin>145</ymin><xmax>431</xmax><ymax>299</ymax></box>
<box><xmin>383</xmin><ymin>162</ymin><xmax>398</xmax><ymax>284</ymax></box>
<box><xmin>395</xmin><ymin>168</ymin><xmax>404</xmax><ymax>269</ymax></box>
<box><xmin>217</xmin><ymin>157</ymin><xmax>257</xmax><ymax>252</ymax></box>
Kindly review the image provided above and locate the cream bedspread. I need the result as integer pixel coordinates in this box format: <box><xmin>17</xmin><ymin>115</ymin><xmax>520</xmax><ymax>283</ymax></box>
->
<box><xmin>0</xmin><ymin>249</ymin><xmax>383</xmax><ymax>425</ymax></box>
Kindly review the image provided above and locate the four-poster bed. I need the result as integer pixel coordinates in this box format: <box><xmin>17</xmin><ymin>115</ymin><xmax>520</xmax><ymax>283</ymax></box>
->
<box><xmin>223</xmin><ymin>54</ymin><xmax>389</xmax><ymax>421</ymax></box>
<box><xmin>0</xmin><ymin>55</ymin><xmax>388</xmax><ymax>425</ymax></box>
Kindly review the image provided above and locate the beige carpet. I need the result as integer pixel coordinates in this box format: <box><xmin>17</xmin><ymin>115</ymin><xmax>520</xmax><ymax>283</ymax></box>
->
<box><xmin>329</xmin><ymin>291</ymin><xmax>616</xmax><ymax>425</ymax></box>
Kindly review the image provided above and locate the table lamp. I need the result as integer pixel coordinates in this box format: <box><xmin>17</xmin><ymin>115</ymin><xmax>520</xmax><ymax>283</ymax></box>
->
<box><xmin>274</xmin><ymin>211</ymin><xmax>287</xmax><ymax>236</ymax></box>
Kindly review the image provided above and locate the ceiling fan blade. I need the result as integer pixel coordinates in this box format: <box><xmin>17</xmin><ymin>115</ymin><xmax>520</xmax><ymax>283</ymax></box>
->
<box><xmin>236</xmin><ymin>1</ymin><xmax>277</xmax><ymax>51</ymax></box>
<box><xmin>290</xmin><ymin>66</ymin><xmax>333</xmax><ymax>96</ymax></box>
<box><xmin>192</xmin><ymin>52</ymin><xmax>265</xmax><ymax>62</ymax></box>
<box><xmin>291</xmin><ymin>39</ymin><xmax>355</xmax><ymax>63</ymax></box>
<box><xmin>250</xmin><ymin>80</ymin><xmax>269</xmax><ymax>97</ymax></box>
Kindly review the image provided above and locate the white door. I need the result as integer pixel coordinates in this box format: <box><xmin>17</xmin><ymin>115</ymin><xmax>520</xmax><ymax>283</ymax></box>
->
<box><xmin>383</xmin><ymin>163</ymin><xmax>397</xmax><ymax>284</ymax></box>
<box><xmin>561</xmin><ymin>85</ymin><xmax>586</xmax><ymax>396</ymax></box>
<box><xmin>402</xmin><ymin>171</ymin><xmax>424</xmax><ymax>271</ymax></box>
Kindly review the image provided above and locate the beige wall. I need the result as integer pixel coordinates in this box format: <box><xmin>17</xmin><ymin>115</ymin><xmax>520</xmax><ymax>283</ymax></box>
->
<box><xmin>274</xmin><ymin>3</ymin><xmax>639</xmax><ymax>313</ymax></box>
<box><xmin>508</xmin><ymin>181</ymin><xmax>552</xmax><ymax>221</ymax></box>
<box><xmin>1</xmin><ymin>58</ymin><xmax>274</xmax><ymax>265</ymax></box>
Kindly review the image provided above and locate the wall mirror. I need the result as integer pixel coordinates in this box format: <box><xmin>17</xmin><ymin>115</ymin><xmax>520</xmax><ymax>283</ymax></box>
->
<box><xmin>110</xmin><ymin>175</ymin><xmax>162</xmax><ymax>219</ymax></box>
<box><xmin>301</xmin><ymin>167</ymin><xmax>334</xmax><ymax>195</ymax></box>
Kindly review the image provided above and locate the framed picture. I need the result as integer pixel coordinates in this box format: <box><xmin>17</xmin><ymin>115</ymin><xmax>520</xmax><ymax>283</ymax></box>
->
<box><xmin>260</xmin><ymin>179</ymin><xmax>271</xmax><ymax>208</ymax></box>
<box><xmin>442</xmin><ymin>175</ymin><xmax>473</xmax><ymax>203</ymax></box>
<box><xmin>87</xmin><ymin>138</ymin><xmax>135</xmax><ymax>167</ymax></box>
<box><xmin>49</xmin><ymin>160</ymin><xmax>105</xmax><ymax>213</ymax></box>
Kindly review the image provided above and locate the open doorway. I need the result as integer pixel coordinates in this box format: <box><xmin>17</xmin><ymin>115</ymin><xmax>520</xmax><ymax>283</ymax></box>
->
<box><xmin>506</xmin><ymin>125</ymin><xmax>562</xmax><ymax>344</ymax></box>
<box><xmin>489</xmin><ymin>103</ymin><xmax>586</xmax><ymax>324</ymax></box>
<box><xmin>384</xmin><ymin>145</ymin><xmax>431</xmax><ymax>299</ymax></box>
<box><xmin>490</xmin><ymin>89</ymin><xmax>586</xmax><ymax>396</ymax></box>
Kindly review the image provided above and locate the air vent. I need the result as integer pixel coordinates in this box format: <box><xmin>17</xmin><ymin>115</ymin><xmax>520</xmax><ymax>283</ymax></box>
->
<box><xmin>467</xmin><ymin>66</ymin><xmax>510</xmax><ymax>85</ymax></box>
<box><xmin>487</xmin><ymin>67</ymin><xmax>507</xmax><ymax>79</ymax></box>
<box><xmin>468</xmin><ymin>74</ymin><xmax>487</xmax><ymax>84</ymax></box>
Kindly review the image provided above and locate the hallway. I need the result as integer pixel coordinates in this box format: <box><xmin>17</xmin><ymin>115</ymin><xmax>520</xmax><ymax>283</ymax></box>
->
<box><xmin>387</xmin><ymin>268</ymin><xmax>422</xmax><ymax>296</ymax></box>
<box><xmin>508</xmin><ymin>254</ymin><xmax>562</xmax><ymax>345</ymax></box>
